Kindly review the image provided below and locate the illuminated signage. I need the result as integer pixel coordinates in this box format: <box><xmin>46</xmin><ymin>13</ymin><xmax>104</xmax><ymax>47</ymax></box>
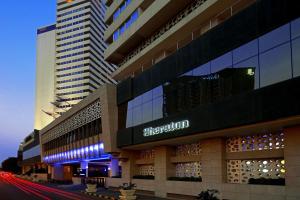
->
<box><xmin>143</xmin><ymin>120</ymin><xmax>190</xmax><ymax>137</ymax></box>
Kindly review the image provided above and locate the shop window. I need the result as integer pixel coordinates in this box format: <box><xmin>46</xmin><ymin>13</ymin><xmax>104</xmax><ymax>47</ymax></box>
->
<box><xmin>260</xmin><ymin>43</ymin><xmax>292</xmax><ymax>87</ymax></box>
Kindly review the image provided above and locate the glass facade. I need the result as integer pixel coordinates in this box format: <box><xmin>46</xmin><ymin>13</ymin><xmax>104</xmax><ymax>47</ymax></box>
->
<box><xmin>23</xmin><ymin>145</ymin><xmax>40</xmax><ymax>160</ymax></box>
<box><xmin>125</xmin><ymin>17</ymin><xmax>300</xmax><ymax>128</ymax></box>
<box><xmin>113</xmin><ymin>10</ymin><xmax>139</xmax><ymax>41</ymax></box>
<box><xmin>113</xmin><ymin>0</ymin><xmax>131</xmax><ymax>21</ymax></box>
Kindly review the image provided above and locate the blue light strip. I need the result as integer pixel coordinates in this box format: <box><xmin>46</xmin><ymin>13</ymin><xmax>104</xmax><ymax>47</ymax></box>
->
<box><xmin>43</xmin><ymin>143</ymin><xmax>110</xmax><ymax>164</ymax></box>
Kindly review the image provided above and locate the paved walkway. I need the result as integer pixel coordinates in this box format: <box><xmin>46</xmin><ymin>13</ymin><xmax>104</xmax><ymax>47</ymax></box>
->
<box><xmin>50</xmin><ymin>184</ymin><xmax>170</xmax><ymax>200</ymax></box>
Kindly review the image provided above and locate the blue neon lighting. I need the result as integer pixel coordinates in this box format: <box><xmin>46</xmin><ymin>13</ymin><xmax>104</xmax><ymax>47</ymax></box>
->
<box><xmin>43</xmin><ymin>142</ymin><xmax>108</xmax><ymax>164</ymax></box>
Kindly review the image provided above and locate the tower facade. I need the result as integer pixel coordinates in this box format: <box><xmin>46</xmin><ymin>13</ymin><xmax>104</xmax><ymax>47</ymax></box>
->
<box><xmin>34</xmin><ymin>25</ymin><xmax>56</xmax><ymax>130</ymax></box>
<box><xmin>55</xmin><ymin>0</ymin><xmax>117</xmax><ymax>114</ymax></box>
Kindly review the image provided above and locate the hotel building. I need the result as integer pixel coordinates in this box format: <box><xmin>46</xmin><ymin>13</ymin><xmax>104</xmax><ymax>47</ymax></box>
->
<box><xmin>39</xmin><ymin>0</ymin><xmax>300</xmax><ymax>199</ymax></box>
<box><xmin>34</xmin><ymin>25</ymin><xmax>56</xmax><ymax>130</ymax></box>
<box><xmin>54</xmin><ymin>0</ymin><xmax>117</xmax><ymax>114</ymax></box>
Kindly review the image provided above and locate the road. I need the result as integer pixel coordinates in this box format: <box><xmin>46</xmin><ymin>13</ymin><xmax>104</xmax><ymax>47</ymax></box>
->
<box><xmin>0</xmin><ymin>172</ymin><xmax>97</xmax><ymax>200</ymax></box>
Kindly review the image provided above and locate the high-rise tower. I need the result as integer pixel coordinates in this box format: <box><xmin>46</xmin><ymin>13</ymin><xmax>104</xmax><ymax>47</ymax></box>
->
<box><xmin>34</xmin><ymin>25</ymin><xmax>56</xmax><ymax>130</ymax></box>
<box><xmin>55</xmin><ymin>0</ymin><xmax>117</xmax><ymax>114</ymax></box>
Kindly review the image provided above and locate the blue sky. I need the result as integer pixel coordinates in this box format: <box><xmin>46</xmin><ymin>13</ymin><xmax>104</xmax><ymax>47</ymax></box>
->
<box><xmin>0</xmin><ymin>1</ymin><xmax>56</xmax><ymax>163</ymax></box>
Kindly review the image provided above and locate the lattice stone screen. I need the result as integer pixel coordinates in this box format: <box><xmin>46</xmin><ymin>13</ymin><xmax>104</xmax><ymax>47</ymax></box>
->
<box><xmin>140</xmin><ymin>149</ymin><xmax>155</xmax><ymax>160</ymax></box>
<box><xmin>176</xmin><ymin>142</ymin><xmax>201</xmax><ymax>156</ymax></box>
<box><xmin>139</xmin><ymin>165</ymin><xmax>155</xmax><ymax>176</ymax></box>
<box><xmin>226</xmin><ymin>132</ymin><xmax>285</xmax><ymax>184</ymax></box>
<box><xmin>41</xmin><ymin>100</ymin><xmax>101</xmax><ymax>144</ymax></box>
<box><xmin>176</xmin><ymin>162</ymin><xmax>201</xmax><ymax>177</ymax></box>
<box><xmin>175</xmin><ymin>142</ymin><xmax>201</xmax><ymax>177</ymax></box>
<box><xmin>226</xmin><ymin>132</ymin><xmax>284</xmax><ymax>152</ymax></box>
<box><xmin>227</xmin><ymin>159</ymin><xmax>285</xmax><ymax>183</ymax></box>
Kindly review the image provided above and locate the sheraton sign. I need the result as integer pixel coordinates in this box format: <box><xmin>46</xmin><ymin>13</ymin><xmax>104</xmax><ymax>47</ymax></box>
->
<box><xmin>143</xmin><ymin>120</ymin><xmax>190</xmax><ymax>137</ymax></box>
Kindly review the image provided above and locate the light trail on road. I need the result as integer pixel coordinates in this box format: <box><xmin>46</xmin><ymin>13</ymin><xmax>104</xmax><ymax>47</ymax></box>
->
<box><xmin>0</xmin><ymin>172</ymin><xmax>92</xmax><ymax>200</ymax></box>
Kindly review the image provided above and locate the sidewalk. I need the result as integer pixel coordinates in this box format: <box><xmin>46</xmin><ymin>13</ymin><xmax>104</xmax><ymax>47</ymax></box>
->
<box><xmin>44</xmin><ymin>183</ymin><xmax>170</xmax><ymax>199</ymax></box>
<box><xmin>83</xmin><ymin>187</ymin><xmax>170</xmax><ymax>200</ymax></box>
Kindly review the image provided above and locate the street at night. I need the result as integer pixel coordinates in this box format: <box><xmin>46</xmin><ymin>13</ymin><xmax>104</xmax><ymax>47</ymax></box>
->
<box><xmin>0</xmin><ymin>172</ymin><xmax>96</xmax><ymax>200</ymax></box>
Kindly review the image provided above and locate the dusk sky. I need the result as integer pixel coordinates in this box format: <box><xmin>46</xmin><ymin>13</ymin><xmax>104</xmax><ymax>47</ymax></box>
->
<box><xmin>0</xmin><ymin>1</ymin><xmax>56</xmax><ymax>163</ymax></box>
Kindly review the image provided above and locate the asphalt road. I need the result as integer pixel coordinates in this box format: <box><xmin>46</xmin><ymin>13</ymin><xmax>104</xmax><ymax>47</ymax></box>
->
<box><xmin>0</xmin><ymin>172</ymin><xmax>97</xmax><ymax>200</ymax></box>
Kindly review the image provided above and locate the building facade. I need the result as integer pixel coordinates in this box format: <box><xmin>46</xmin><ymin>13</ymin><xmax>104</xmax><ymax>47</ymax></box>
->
<box><xmin>21</xmin><ymin>130</ymin><xmax>46</xmax><ymax>175</ymax></box>
<box><xmin>39</xmin><ymin>0</ymin><xmax>300</xmax><ymax>199</ymax></box>
<box><xmin>104</xmin><ymin>0</ymin><xmax>300</xmax><ymax>199</ymax></box>
<box><xmin>55</xmin><ymin>0</ymin><xmax>117</xmax><ymax>114</ymax></box>
<box><xmin>40</xmin><ymin>84</ymin><xmax>119</xmax><ymax>183</ymax></box>
<box><xmin>34</xmin><ymin>25</ymin><xmax>56</xmax><ymax>130</ymax></box>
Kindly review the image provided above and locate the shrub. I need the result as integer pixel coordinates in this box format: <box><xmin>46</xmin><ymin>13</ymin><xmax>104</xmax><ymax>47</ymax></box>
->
<box><xmin>196</xmin><ymin>189</ymin><xmax>219</xmax><ymax>200</ymax></box>
<box><xmin>120</xmin><ymin>182</ymin><xmax>136</xmax><ymax>190</ymax></box>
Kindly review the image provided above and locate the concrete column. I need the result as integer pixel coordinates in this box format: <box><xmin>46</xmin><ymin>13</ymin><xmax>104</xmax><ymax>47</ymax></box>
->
<box><xmin>284</xmin><ymin>126</ymin><xmax>300</xmax><ymax>200</ymax></box>
<box><xmin>154</xmin><ymin>146</ymin><xmax>174</xmax><ymax>198</ymax></box>
<box><xmin>201</xmin><ymin>138</ymin><xmax>226</xmax><ymax>184</ymax></box>
<box><xmin>47</xmin><ymin>165</ymin><xmax>52</xmax><ymax>177</ymax></box>
<box><xmin>110</xmin><ymin>157</ymin><xmax>119</xmax><ymax>177</ymax></box>
<box><xmin>80</xmin><ymin>161</ymin><xmax>89</xmax><ymax>177</ymax></box>
<box><xmin>121</xmin><ymin>150</ymin><xmax>137</xmax><ymax>182</ymax></box>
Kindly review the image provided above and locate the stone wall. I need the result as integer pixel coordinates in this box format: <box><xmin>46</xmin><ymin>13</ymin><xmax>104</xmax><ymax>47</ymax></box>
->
<box><xmin>109</xmin><ymin>125</ymin><xmax>300</xmax><ymax>199</ymax></box>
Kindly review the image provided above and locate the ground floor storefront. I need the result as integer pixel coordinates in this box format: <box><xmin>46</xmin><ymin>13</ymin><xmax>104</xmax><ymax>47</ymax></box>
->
<box><xmin>47</xmin><ymin>155</ymin><xmax>121</xmax><ymax>186</ymax></box>
<box><xmin>108</xmin><ymin>122</ymin><xmax>300</xmax><ymax>200</ymax></box>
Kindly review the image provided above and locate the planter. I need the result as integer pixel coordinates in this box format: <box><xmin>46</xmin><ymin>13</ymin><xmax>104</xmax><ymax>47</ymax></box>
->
<box><xmin>85</xmin><ymin>183</ymin><xmax>97</xmax><ymax>193</ymax></box>
<box><xmin>119</xmin><ymin>189</ymin><xmax>137</xmax><ymax>200</ymax></box>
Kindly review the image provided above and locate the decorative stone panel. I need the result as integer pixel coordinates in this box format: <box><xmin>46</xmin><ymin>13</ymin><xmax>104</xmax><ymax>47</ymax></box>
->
<box><xmin>226</xmin><ymin>132</ymin><xmax>284</xmax><ymax>152</ymax></box>
<box><xmin>176</xmin><ymin>142</ymin><xmax>201</xmax><ymax>156</ymax></box>
<box><xmin>227</xmin><ymin>159</ymin><xmax>285</xmax><ymax>183</ymax></box>
<box><xmin>140</xmin><ymin>149</ymin><xmax>155</xmax><ymax>160</ymax></box>
<box><xmin>41</xmin><ymin>100</ymin><xmax>101</xmax><ymax>144</ymax></box>
<box><xmin>139</xmin><ymin>165</ymin><xmax>155</xmax><ymax>176</ymax></box>
<box><xmin>176</xmin><ymin>162</ymin><xmax>201</xmax><ymax>177</ymax></box>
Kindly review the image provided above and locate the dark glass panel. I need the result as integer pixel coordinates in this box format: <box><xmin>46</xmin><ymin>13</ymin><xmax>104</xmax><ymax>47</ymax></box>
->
<box><xmin>260</xmin><ymin>43</ymin><xmax>292</xmax><ymax>87</ymax></box>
